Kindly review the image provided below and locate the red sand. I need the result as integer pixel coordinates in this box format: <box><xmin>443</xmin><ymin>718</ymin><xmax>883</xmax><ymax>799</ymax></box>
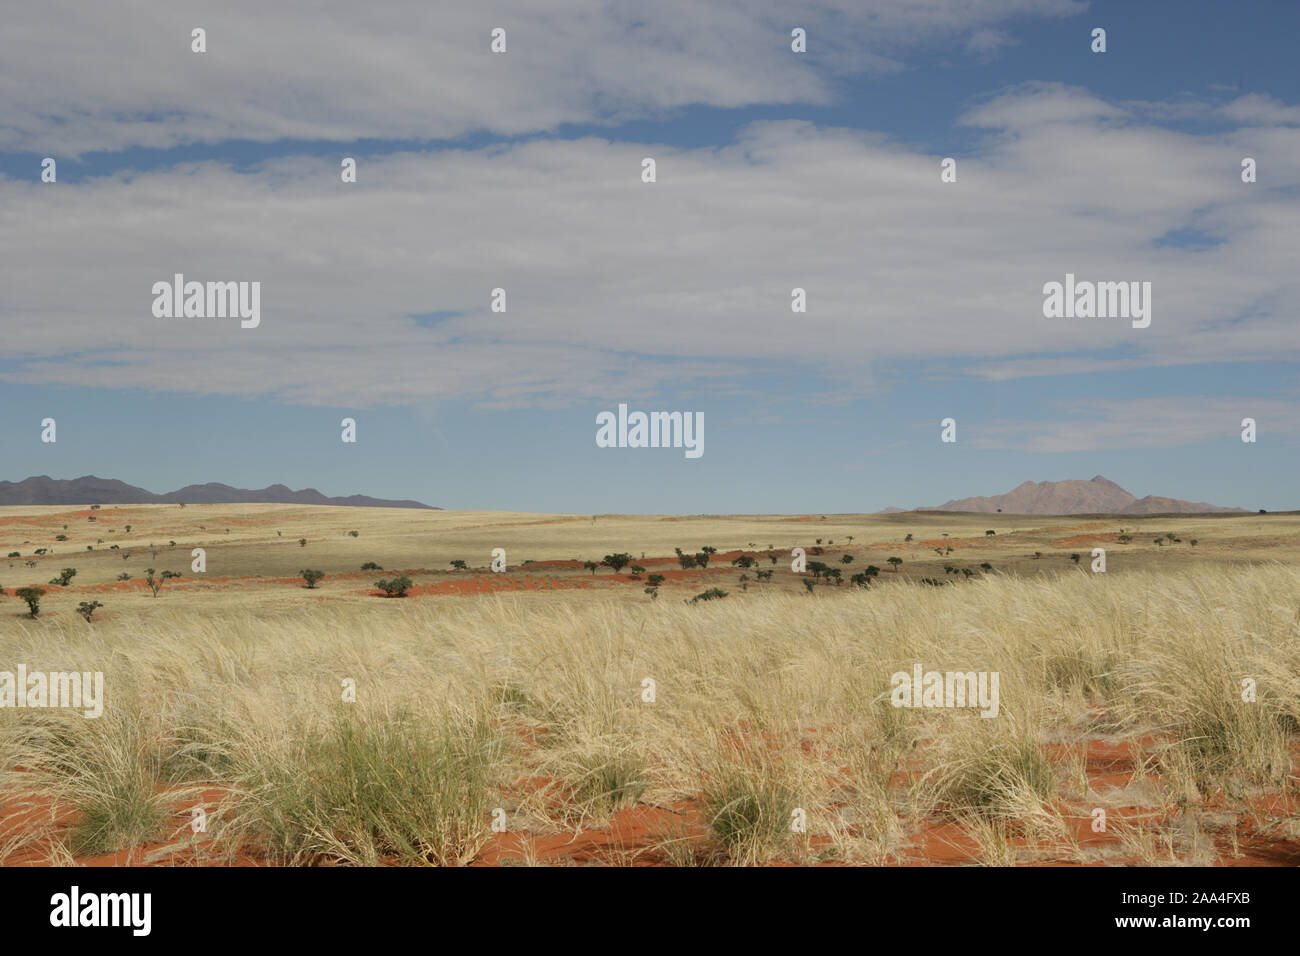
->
<box><xmin>2</xmin><ymin>731</ymin><xmax>1295</xmax><ymax>866</ymax></box>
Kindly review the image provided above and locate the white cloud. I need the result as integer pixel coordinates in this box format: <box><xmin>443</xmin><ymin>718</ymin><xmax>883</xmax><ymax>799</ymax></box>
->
<box><xmin>0</xmin><ymin>0</ymin><xmax>1083</xmax><ymax>154</ymax></box>
<box><xmin>1220</xmin><ymin>93</ymin><xmax>1300</xmax><ymax>127</ymax></box>
<box><xmin>2</xmin><ymin>83</ymin><xmax>1297</xmax><ymax>410</ymax></box>
<box><xmin>965</xmin><ymin>28</ymin><xmax>1016</xmax><ymax>60</ymax></box>
<box><xmin>967</xmin><ymin>398</ymin><xmax>1300</xmax><ymax>453</ymax></box>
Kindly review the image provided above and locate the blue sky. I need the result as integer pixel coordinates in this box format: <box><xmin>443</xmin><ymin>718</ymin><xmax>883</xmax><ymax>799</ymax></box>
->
<box><xmin>1</xmin><ymin>0</ymin><xmax>1297</xmax><ymax>512</ymax></box>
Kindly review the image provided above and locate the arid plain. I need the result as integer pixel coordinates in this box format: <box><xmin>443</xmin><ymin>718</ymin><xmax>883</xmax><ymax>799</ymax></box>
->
<box><xmin>2</xmin><ymin>503</ymin><xmax>1298</xmax><ymax>866</ymax></box>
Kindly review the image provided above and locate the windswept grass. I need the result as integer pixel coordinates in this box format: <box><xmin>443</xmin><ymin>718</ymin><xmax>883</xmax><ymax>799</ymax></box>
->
<box><xmin>1</xmin><ymin>559</ymin><xmax>1297</xmax><ymax>865</ymax></box>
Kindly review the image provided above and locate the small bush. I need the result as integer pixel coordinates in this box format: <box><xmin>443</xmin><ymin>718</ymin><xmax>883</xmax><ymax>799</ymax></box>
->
<box><xmin>376</xmin><ymin>575</ymin><xmax>413</xmax><ymax>597</ymax></box>
<box><xmin>77</xmin><ymin>600</ymin><xmax>104</xmax><ymax>622</ymax></box>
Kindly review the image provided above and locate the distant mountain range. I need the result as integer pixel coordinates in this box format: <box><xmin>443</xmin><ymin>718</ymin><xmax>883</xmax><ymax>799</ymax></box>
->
<box><xmin>0</xmin><ymin>475</ymin><xmax>437</xmax><ymax>510</ymax></box>
<box><xmin>897</xmin><ymin>475</ymin><xmax>1245</xmax><ymax>515</ymax></box>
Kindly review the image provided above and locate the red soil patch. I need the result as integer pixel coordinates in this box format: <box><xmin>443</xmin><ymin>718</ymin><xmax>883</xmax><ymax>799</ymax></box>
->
<box><xmin>473</xmin><ymin>802</ymin><xmax>710</xmax><ymax>866</ymax></box>
<box><xmin>1054</xmin><ymin>533</ymin><xmax>1121</xmax><ymax>548</ymax></box>
<box><xmin>363</xmin><ymin>576</ymin><xmax>592</xmax><ymax>598</ymax></box>
<box><xmin>0</xmin><ymin>782</ymin><xmax>262</xmax><ymax>866</ymax></box>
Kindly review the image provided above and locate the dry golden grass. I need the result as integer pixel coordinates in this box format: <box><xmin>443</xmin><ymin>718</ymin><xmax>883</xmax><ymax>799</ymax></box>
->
<box><xmin>1</xmin><ymin>504</ymin><xmax>1298</xmax><ymax>865</ymax></box>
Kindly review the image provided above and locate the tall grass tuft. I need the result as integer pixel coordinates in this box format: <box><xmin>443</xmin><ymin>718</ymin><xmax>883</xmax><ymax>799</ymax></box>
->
<box><xmin>224</xmin><ymin>708</ymin><xmax>503</xmax><ymax>866</ymax></box>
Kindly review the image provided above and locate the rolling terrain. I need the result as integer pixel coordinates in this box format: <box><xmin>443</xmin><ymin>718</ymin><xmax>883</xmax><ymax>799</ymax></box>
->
<box><xmin>1</xmin><ymin>503</ymin><xmax>1298</xmax><ymax>867</ymax></box>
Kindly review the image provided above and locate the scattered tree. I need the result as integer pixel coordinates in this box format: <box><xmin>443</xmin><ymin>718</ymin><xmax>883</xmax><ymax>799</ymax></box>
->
<box><xmin>361</xmin><ymin>562</ymin><xmax>382</xmax><ymax>571</ymax></box>
<box><xmin>298</xmin><ymin>538</ymin><xmax>307</xmax><ymax>547</ymax></box>
<box><xmin>16</xmin><ymin>586</ymin><xmax>45</xmax><ymax>618</ymax></box>
<box><xmin>300</xmin><ymin>569</ymin><xmax>325</xmax><ymax>589</ymax></box>
<box><xmin>450</xmin><ymin>560</ymin><xmax>468</xmax><ymax>571</ymax></box>
<box><xmin>887</xmin><ymin>556</ymin><xmax>903</xmax><ymax>572</ymax></box>
<box><xmin>77</xmin><ymin>600</ymin><xmax>103</xmax><ymax>622</ymax></box>
<box><xmin>145</xmin><ymin>568</ymin><xmax>181</xmax><ymax>598</ymax></box>
<box><xmin>601</xmin><ymin>553</ymin><xmax>633</xmax><ymax>574</ymax></box>
<box><xmin>49</xmin><ymin>568</ymin><xmax>77</xmax><ymax>587</ymax></box>
<box><xmin>688</xmin><ymin>588</ymin><xmax>727</xmax><ymax>603</ymax></box>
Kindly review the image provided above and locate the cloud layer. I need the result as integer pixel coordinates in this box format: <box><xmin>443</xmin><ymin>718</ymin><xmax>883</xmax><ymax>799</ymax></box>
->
<box><xmin>3</xmin><ymin>82</ymin><xmax>1298</xmax><ymax>419</ymax></box>
<box><xmin>1</xmin><ymin>0</ymin><xmax>1083</xmax><ymax>154</ymax></box>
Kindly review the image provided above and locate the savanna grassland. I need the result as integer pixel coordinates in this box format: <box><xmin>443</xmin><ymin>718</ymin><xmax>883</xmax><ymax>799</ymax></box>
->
<box><xmin>1</xmin><ymin>503</ymin><xmax>1299</xmax><ymax>866</ymax></box>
